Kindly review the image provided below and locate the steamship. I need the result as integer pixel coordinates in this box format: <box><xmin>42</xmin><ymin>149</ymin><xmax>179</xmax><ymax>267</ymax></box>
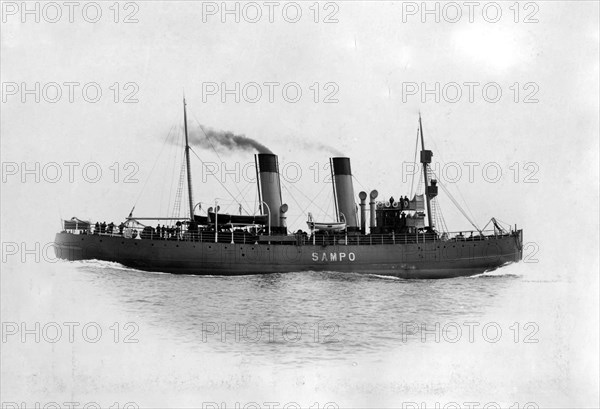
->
<box><xmin>54</xmin><ymin>100</ymin><xmax>523</xmax><ymax>278</ymax></box>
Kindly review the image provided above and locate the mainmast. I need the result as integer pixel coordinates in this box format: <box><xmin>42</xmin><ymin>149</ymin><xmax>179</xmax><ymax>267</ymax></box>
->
<box><xmin>183</xmin><ymin>97</ymin><xmax>194</xmax><ymax>220</ymax></box>
<box><xmin>419</xmin><ymin>114</ymin><xmax>436</xmax><ymax>229</ymax></box>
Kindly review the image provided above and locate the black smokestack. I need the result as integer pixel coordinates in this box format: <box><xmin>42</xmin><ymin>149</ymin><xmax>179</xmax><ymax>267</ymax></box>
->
<box><xmin>187</xmin><ymin>125</ymin><xmax>273</xmax><ymax>154</ymax></box>
<box><xmin>256</xmin><ymin>153</ymin><xmax>287</xmax><ymax>235</ymax></box>
<box><xmin>331</xmin><ymin>157</ymin><xmax>358</xmax><ymax>232</ymax></box>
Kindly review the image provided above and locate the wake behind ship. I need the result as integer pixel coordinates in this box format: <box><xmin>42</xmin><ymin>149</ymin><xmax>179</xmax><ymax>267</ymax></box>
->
<box><xmin>54</xmin><ymin>100</ymin><xmax>523</xmax><ymax>278</ymax></box>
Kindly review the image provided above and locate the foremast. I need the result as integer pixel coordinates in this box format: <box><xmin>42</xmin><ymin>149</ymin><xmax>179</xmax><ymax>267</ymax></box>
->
<box><xmin>183</xmin><ymin>97</ymin><xmax>194</xmax><ymax>220</ymax></box>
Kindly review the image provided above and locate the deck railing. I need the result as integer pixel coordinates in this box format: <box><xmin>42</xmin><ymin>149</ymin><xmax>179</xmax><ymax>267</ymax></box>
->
<box><xmin>62</xmin><ymin>223</ymin><xmax>513</xmax><ymax>246</ymax></box>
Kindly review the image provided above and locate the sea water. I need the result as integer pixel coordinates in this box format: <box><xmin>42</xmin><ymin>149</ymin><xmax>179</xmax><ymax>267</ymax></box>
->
<box><xmin>1</xmin><ymin>256</ymin><xmax>594</xmax><ymax>408</ymax></box>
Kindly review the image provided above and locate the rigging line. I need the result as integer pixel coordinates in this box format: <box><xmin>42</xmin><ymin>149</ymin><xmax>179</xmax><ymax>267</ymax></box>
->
<box><xmin>228</xmin><ymin>181</ymin><xmax>255</xmax><ymax>215</ymax></box>
<box><xmin>433</xmin><ymin>198</ymin><xmax>448</xmax><ymax>233</ymax></box>
<box><xmin>493</xmin><ymin>218</ymin><xmax>513</xmax><ymax>230</ymax></box>
<box><xmin>172</xmin><ymin>158</ymin><xmax>187</xmax><ymax>218</ymax></box>
<box><xmin>432</xmin><ymin>169</ymin><xmax>481</xmax><ymax>232</ymax></box>
<box><xmin>174</xmin><ymin>133</ymin><xmax>187</xmax><ymax>214</ymax></box>
<box><xmin>281</xmin><ymin>179</ymin><xmax>330</xmax><ymax>227</ymax></box>
<box><xmin>163</xmin><ymin>125</ymin><xmax>182</xmax><ymax>216</ymax></box>
<box><xmin>221</xmin><ymin>184</ymin><xmax>254</xmax><ymax>214</ymax></box>
<box><xmin>133</xmin><ymin>123</ymin><xmax>177</xmax><ymax>207</ymax></box>
<box><xmin>286</xmin><ymin>182</ymin><xmax>331</xmax><ymax>229</ymax></box>
<box><xmin>410</xmin><ymin>127</ymin><xmax>420</xmax><ymax>198</ymax></box>
<box><xmin>324</xmin><ymin>192</ymin><xmax>334</xmax><ymax>220</ymax></box>
<box><xmin>158</xmin><ymin>127</ymin><xmax>172</xmax><ymax>216</ymax></box>
<box><xmin>188</xmin><ymin>112</ymin><xmax>249</xmax><ymax>206</ymax></box>
<box><xmin>287</xmin><ymin>179</ymin><xmax>331</xmax><ymax>216</ymax></box>
<box><xmin>188</xmin><ymin>146</ymin><xmax>241</xmax><ymax>205</ymax></box>
<box><xmin>240</xmin><ymin>181</ymin><xmax>259</xmax><ymax>214</ymax></box>
<box><xmin>437</xmin><ymin>198</ymin><xmax>449</xmax><ymax>233</ymax></box>
<box><xmin>280</xmin><ymin>182</ymin><xmax>307</xmax><ymax>228</ymax></box>
<box><xmin>167</xmin><ymin>127</ymin><xmax>183</xmax><ymax>222</ymax></box>
<box><xmin>427</xmin><ymin>128</ymin><xmax>478</xmax><ymax>225</ymax></box>
<box><xmin>351</xmin><ymin>174</ymin><xmax>367</xmax><ymax>193</ymax></box>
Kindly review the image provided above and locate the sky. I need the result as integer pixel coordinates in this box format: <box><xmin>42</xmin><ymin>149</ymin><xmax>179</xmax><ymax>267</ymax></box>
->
<box><xmin>1</xmin><ymin>1</ymin><xmax>599</xmax><ymax>405</ymax></box>
<box><xmin>1</xmin><ymin>1</ymin><xmax>599</xmax><ymax>263</ymax></box>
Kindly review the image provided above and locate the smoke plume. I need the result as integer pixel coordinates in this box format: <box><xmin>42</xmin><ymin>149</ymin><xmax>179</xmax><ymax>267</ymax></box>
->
<box><xmin>310</xmin><ymin>142</ymin><xmax>344</xmax><ymax>157</ymax></box>
<box><xmin>185</xmin><ymin>125</ymin><xmax>344</xmax><ymax>157</ymax></box>
<box><xmin>188</xmin><ymin>125</ymin><xmax>273</xmax><ymax>154</ymax></box>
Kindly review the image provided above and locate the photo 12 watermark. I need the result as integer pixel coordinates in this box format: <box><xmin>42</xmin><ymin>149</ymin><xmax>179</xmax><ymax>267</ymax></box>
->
<box><xmin>1</xmin><ymin>1</ymin><xmax>140</xmax><ymax>24</ymax></box>
<box><xmin>200</xmin><ymin>321</ymin><xmax>339</xmax><ymax>343</ymax></box>
<box><xmin>399</xmin><ymin>321</ymin><xmax>540</xmax><ymax>344</ymax></box>
<box><xmin>201</xmin><ymin>81</ymin><xmax>339</xmax><ymax>104</ymax></box>
<box><xmin>1</xmin><ymin>403</ymin><xmax>139</xmax><ymax>409</ymax></box>
<box><xmin>2</xmin><ymin>162</ymin><xmax>140</xmax><ymax>184</ymax></box>
<box><xmin>1</xmin><ymin>321</ymin><xmax>140</xmax><ymax>344</ymax></box>
<box><xmin>401</xmin><ymin>161</ymin><xmax>540</xmax><ymax>185</ymax></box>
<box><xmin>401</xmin><ymin>82</ymin><xmax>540</xmax><ymax>104</ymax></box>
<box><xmin>202</xmin><ymin>403</ymin><xmax>338</xmax><ymax>409</ymax></box>
<box><xmin>400</xmin><ymin>403</ymin><xmax>538</xmax><ymax>409</ymax></box>
<box><xmin>400</xmin><ymin>1</ymin><xmax>539</xmax><ymax>24</ymax></box>
<box><xmin>1</xmin><ymin>82</ymin><xmax>139</xmax><ymax>104</ymax></box>
<box><xmin>200</xmin><ymin>1</ymin><xmax>339</xmax><ymax>24</ymax></box>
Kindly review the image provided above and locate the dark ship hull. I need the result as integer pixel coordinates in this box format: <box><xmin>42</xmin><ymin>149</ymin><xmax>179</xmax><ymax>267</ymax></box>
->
<box><xmin>54</xmin><ymin>230</ymin><xmax>522</xmax><ymax>278</ymax></box>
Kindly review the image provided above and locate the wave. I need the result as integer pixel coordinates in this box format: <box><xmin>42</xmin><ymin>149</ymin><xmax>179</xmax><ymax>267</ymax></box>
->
<box><xmin>367</xmin><ymin>274</ymin><xmax>403</xmax><ymax>280</ymax></box>
<box><xmin>75</xmin><ymin>259</ymin><xmax>156</xmax><ymax>274</ymax></box>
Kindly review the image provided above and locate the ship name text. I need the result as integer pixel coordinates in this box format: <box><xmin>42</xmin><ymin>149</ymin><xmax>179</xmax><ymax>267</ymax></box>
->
<box><xmin>312</xmin><ymin>252</ymin><xmax>356</xmax><ymax>262</ymax></box>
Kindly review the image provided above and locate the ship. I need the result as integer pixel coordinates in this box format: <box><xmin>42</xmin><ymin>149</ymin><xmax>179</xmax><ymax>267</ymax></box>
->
<box><xmin>54</xmin><ymin>99</ymin><xmax>523</xmax><ymax>278</ymax></box>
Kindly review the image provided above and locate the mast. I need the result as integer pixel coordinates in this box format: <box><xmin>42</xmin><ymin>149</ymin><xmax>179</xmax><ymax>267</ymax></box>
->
<box><xmin>183</xmin><ymin>97</ymin><xmax>194</xmax><ymax>220</ymax></box>
<box><xmin>419</xmin><ymin>113</ymin><xmax>433</xmax><ymax>229</ymax></box>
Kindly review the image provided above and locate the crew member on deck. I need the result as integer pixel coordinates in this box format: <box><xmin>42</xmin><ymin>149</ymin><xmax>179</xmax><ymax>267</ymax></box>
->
<box><xmin>156</xmin><ymin>224</ymin><xmax>161</xmax><ymax>240</ymax></box>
